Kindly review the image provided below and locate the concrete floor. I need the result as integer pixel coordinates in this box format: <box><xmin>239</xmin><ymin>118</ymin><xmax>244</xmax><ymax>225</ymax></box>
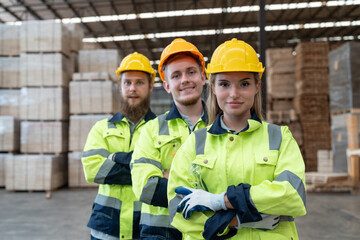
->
<box><xmin>0</xmin><ymin>187</ymin><xmax>359</xmax><ymax>240</ymax></box>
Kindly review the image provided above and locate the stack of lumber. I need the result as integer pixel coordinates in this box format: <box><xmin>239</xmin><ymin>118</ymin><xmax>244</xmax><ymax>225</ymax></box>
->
<box><xmin>5</xmin><ymin>154</ymin><xmax>67</xmax><ymax>192</ymax></box>
<box><xmin>0</xmin><ymin>116</ymin><xmax>20</xmax><ymax>152</ymax></box>
<box><xmin>78</xmin><ymin>49</ymin><xmax>120</xmax><ymax>81</ymax></box>
<box><xmin>68</xmin><ymin>50</ymin><xmax>120</xmax><ymax>188</ymax></box>
<box><xmin>0</xmin><ymin>24</ymin><xmax>22</xmax><ymax>187</ymax></box>
<box><xmin>265</xmin><ymin>48</ymin><xmax>302</xmax><ymax>146</ymax></box>
<box><xmin>294</xmin><ymin>42</ymin><xmax>331</xmax><ymax>171</ymax></box>
<box><xmin>3</xmin><ymin>20</ymin><xmax>77</xmax><ymax>193</ymax></box>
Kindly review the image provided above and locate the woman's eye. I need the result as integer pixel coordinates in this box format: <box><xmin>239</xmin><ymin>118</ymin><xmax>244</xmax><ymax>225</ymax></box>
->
<box><xmin>219</xmin><ymin>82</ymin><xmax>229</xmax><ymax>87</ymax></box>
<box><xmin>240</xmin><ymin>81</ymin><xmax>250</xmax><ymax>87</ymax></box>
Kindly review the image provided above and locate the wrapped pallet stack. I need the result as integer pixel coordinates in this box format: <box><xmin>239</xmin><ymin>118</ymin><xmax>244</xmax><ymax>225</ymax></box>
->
<box><xmin>329</xmin><ymin>42</ymin><xmax>360</xmax><ymax>173</ymax></box>
<box><xmin>0</xmin><ymin>24</ymin><xmax>21</xmax><ymax>188</ymax></box>
<box><xmin>68</xmin><ymin>49</ymin><xmax>120</xmax><ymax>187</ymax></box>
<box><xmin>4</xmin><ymin>20</ymin><xmax>79</xmax><ymax>193</ymax></box>
<box><xmin>265</xmin><ymin>48</ymin><xmax>302</xmax><ymax>148</ymax></box>
<box><xmin>294</xmin><ymin>42</ymin><xmax>331</xmax><ymax>172</ymax></box>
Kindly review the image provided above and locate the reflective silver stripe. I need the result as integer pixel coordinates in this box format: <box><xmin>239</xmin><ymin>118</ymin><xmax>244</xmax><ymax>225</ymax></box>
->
<box><xmin>268</xmin><ymin>124</ymin><xmax>282</xmax><ymax>150</ymax></box>
<box><xmin>94</xmin><ymin>194</ymin><xmax>122</xmax><ymax>210</ymax></box>
<box><xmin>133</xmin><ymin>157</ymin><xmax>162</xmax><ymax>170</ymax></box>
<box><xmin>139</xmin><ymin>177</ymin><xmax>159</xmax><ymax>204</ymax></box>
<box><xmin>169</xmin><ymin>195</ymin><xmax>183</xmax><ymax>223</ymax></box>
<box><xmin>134</xmin><ymin>201</ymin><xmax>142</xmax><ymax>212</ymax></box>
<box><xmin>275</xmin><ymin>170</ymin><xmax>306</xmax><ymax>206</ymax></box>
<box><xmin>158</xmin><ymin>113</ymin><xmax>169</xmax><ymax>135</ymax></box>
<box><xmin>279</xmin><ymin>216</ymin><xmax>294</xmax><ymax>222</ymax></box>
<box><xmin>194</xmin><ymin>128</ymin><xmax>207</xmax><ymax>155</ymax></box>
<box><xmin>94</xmin><ymin>157</ymin><xmax>116</xmax><ymax>184</ymax></box>
<box><xmin>108</xmin><ymin>121</ymin><xmax>116</xmax><ymax>129</ymax></box>
<box><xmin>82</xmin><ymin>148</ymin><xmax>110</xmax><ymax>158</ymax></box>
<box><xmin>140</xmin><ymin>213</ymin><xmax>175</xmax><ymax>228</ymax></box>
<box><xmin>91</xmin><ymin>229</ymin><xmax>119</xmax><ymax>240</ymax></box>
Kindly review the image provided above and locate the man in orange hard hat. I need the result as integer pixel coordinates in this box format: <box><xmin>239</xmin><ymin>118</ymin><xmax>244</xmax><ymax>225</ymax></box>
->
<box><xmin>130</xmin><ymin>38</ymin><xmax>208</xmax><ymax>239</ymax></box>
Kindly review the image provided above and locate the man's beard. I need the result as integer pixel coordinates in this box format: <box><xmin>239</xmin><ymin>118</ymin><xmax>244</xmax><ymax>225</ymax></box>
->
<box><xmin>119</xmin><ymin>92</ymin><xmax>150</xmax><ymax>122</ymax></box>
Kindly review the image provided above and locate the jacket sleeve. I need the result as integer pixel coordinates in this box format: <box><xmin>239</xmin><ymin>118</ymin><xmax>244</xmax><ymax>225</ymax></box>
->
<box><xmin>81</xmin><ymin>121</ymin><xmax>133</xmax><ymax>185</ymax></box>
<box><xmin>249</xmin><ymin>126</ymin><xmax>307</xmax><ymax>217</ymax></box>
<box><xmin>168</xmin><ymin>133</ymin><xmax>212</xmax><ymax>239</ymax></box>
<box><xmin>131</xmin><ymin>120</ymin><xmax>168</xmax><ymax>208</ymax></box>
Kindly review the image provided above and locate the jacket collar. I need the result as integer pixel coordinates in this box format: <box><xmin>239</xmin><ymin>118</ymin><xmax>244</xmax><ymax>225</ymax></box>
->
<box><xmin>166</xmin><ymin>100</ymin><xmax>208</xmax><ymax>124</ymax></box>
<box><xmin>208</xmin><ymin>111</ymin><xmax>262</xmax><ymax>135</ymax></box>
<box><xmin>108</xmin><ymin>109</ymin><xmax>156</xmax><ymax>123</ymax></box>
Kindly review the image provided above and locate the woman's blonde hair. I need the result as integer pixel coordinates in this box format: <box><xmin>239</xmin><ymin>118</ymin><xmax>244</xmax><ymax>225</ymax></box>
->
<box><xmin>206</xmin><ymin>72</ymin><xmax>264</xmax><ymax>124</ymax></box>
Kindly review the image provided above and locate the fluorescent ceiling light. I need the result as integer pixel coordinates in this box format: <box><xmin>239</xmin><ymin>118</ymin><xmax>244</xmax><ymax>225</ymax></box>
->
<box><xmin>83</xmin><ymin>20</ymin><xmax>360</xmax><ymax>43</ymax></box>
<box><xmin>4</xmin><ymin>0</ymin><xmax>355</xmax><ymax>25</ymax></box>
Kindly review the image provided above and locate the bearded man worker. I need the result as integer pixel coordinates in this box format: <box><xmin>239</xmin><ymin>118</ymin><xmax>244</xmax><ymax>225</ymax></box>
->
<box><xmin>82</xmin><ymin>52</ymin><xmax>156</xmax><ymax>240</ymax></box>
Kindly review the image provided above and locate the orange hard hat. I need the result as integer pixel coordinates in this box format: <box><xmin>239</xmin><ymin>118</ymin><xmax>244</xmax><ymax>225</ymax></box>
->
<box><xmin>158</xmin><ymin>38</ymin><xmax>205</xmax><ymax>82</ymax></box>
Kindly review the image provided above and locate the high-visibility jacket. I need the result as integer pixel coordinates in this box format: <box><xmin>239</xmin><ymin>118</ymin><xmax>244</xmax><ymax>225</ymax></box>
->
<box><xmin>168</xmin><ymin>113</ymin><xmax>307</xmax><ymax>240</ymax></box>
<box><xmin>82</xmin><ymin>110</ymin><xmax>156</xmax><ymax>240</ymax></box>
<box><xmin>131</xmin><ymin>103</ymin><xmax>208</xmax><ymax>239</ymax></box>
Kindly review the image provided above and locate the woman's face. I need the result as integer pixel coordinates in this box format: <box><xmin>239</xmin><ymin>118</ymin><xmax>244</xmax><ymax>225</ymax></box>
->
<box><xmin>212</xmin><ymin>72</ymin><xmax>260</xmax><ymax>120</ymax></box>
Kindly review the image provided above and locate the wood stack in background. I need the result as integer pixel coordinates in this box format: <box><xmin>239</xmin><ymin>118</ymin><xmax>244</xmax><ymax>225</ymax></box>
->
<box><xmin>0</xmin><ymin>24</ymin><xmax>21</xmax><ymax>188</ymax></box>
<box><xmin>265</xmin><ymin>48</ymin><xmax>303</xmax><ymax>148</ymax></box>
<box><xmin>68</xmin><ymin>49</ymin><xmax>120</xmax><ymax>188</ymax></box>
<box><xmin>329</xmin><ymin>42</ymin><xmax>360</xmax><ymax>174</ymax></box>
<box><xmin>3</xmin><ymin>20</ymin><xmax>82</xmax><ymax>193</ymax></box>
<box><xmin>294</xmin><ymin>42</ymin><xmax>331</xmax><ymax>172</ymax></box>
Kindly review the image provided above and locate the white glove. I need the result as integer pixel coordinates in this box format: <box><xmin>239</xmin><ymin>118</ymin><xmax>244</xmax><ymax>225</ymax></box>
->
<box><xmin>175</xmin><ymin>186</ymin><xmax>227</xmax><ymax>219</ymax></box>
<box><xmin>236</xmin><ymin>214</ymin><xmax>280</xmax><ymax>230</ymax></box>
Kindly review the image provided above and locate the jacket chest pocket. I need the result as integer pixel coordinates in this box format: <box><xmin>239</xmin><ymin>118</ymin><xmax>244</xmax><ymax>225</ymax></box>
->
<box><xmin>103</xmin><ymin>129</ymin><xmax>128</xmax><ymax>151</ymax></box>
<box><xmin>190</xmin><ymin>155</ymin><xmax>217</xmax><ymax>191</ymax></box>
<box><xmin>254</xmin><ymin>151</ymin><xmax>278</xmax><ymax>182</ymax></box>
<box><xmin>155</xmin><ymin>135</ymin><xmax>181</xmax><ymax>170</ymax></box>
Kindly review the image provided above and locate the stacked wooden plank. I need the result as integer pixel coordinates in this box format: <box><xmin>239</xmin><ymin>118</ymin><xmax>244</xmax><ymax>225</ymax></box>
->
<box><xmin>329</xmin><ymin>42</ymin><xmax>360</xmax><ymax>173</ymax></box>
<box><xmin>294</xmin><ymin>42</ymin><xmax>331</xmax><ymax>171</ymax></box>
<box><xmin>3</xmin><ymin>20</ymin><xmax>77</xmax><ymax>193</ymax></box>
<box><xmin>0</xmin><ymin>116</ymin><xmax>20</xmax><ymax>152</ymax></box>
<box><xmin>0</xmin><ymin>154</ymin><xmax>7</xmax><ymax>187</ymax></box>
<box><xmin>265</xmin><ymin>48</ymin><xmax>302</xmax><ymax>146</ymax></box>
<box><xmin>68</xmin><ymin>49</ymin><xmax>120</xmax><ymax>188</ymax></box>
<box><xmin>78</xmin><ymin>49</ymin><xmax>120</xmax><ymax>81</ymax></box>
<box><xmin>5</xmin><ymin>154</ymin><xmax>67</xmax><ymax>191</ymax></box>
<box><xmin>0</xmin><ymin>24</ymin><xmax>22</xmax><ymax>187</ymax></box>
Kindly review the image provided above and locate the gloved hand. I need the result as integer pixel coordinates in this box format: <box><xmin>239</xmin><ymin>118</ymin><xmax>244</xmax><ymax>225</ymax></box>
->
<box><xmin>175</xmin><ymin>186</ymin><xmax>227</xmax><ymax>219</ymax></box>
<box><xmin>236</xmin><ymin>214</ymin><xmax>280</xmax><ymax>230</ymax></box>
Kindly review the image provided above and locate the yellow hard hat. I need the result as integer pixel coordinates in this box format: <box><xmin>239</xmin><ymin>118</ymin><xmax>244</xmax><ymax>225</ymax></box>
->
<box><xmin>158</xmin><ymin>38</ymin><xmax>205</xmax><ymax>82</ymax></box>
<box><xmin>116</xmin><ymin>52</ymin><xmax>156</xmax><ymax>82</ymax></box>
<box><xmin>206</xmin><ymin>38</ymin><xmax>265</xmax><ymax>79</ymax></box>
